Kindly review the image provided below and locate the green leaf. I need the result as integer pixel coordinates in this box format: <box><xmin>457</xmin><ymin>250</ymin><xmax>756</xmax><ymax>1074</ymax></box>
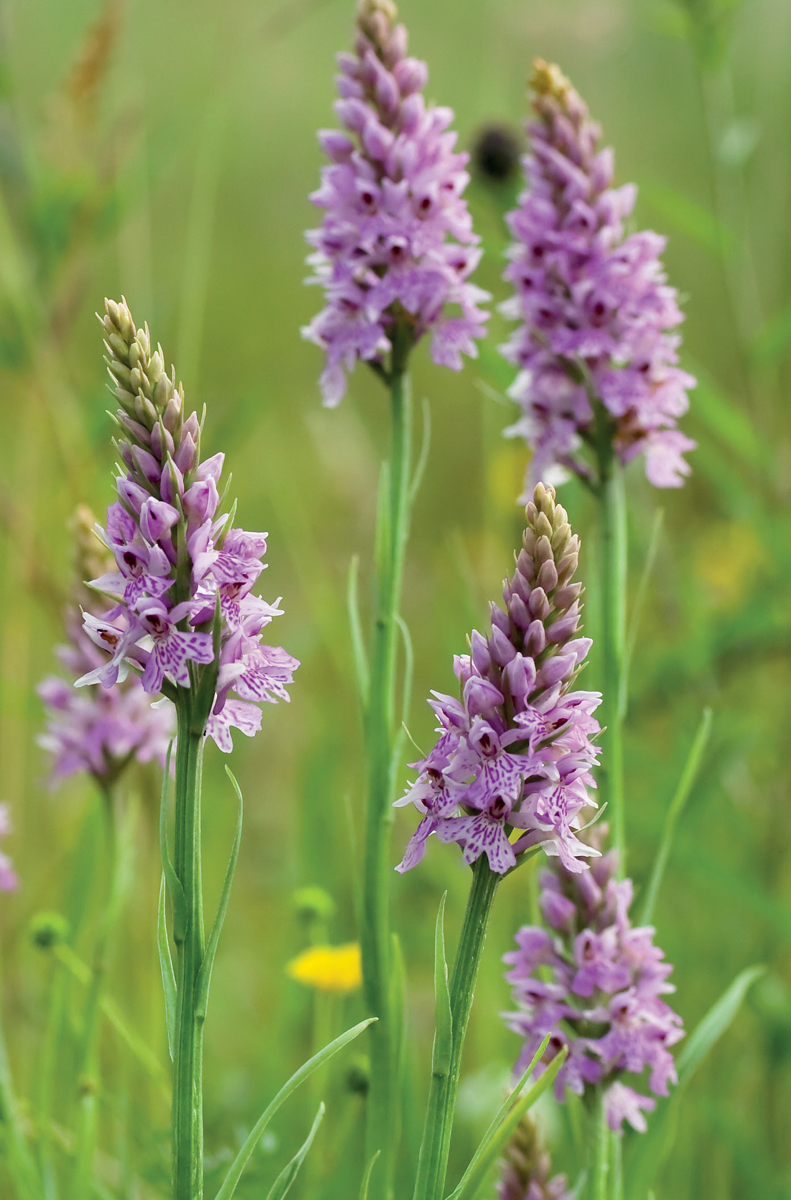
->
<box><xmin>213</xmin><ymin>1017</ymin><xmax>375</xmax><ymax>1200</ymax></box>
<box><xmin>195</xmin><ymin>767</ymin><xmax>244</xmax><ymax>1024</ymax></box>
<box><xmin>447</xmin><ymin>1034</ymin><xmax>551</xmax><ymax>1200</ymax></box>
<box><xmin>675</xmin><ymin>965</ymin><xmax>764</xmax><ymax>1084</ymax></box>
<box><xmin>394</xmin><ymin>613</ymin><xmax>414</xmax><ymax>763</ymax></box>
<box><xmin>389</xmin><ymin>931</ymin><xmax>407</xmax><ymax>1095</ymax></box>
<box><xmin>433</xmin><ymin>894</ymin><xmax>452</xmax><ymax>1079</ymax></box>
<box><xmin>347</xmin><ymin>555</ymin><xmax>370</xmax><ymax>706</ymax></box>
<box><xmin>159</xmin><ymin>743</ymin><xmax>187</xmax><ymax>945</ymax></box>
<box><xmin>639</xmin><ymin>707</ymin><xmax>713</xmax><ymax>926</ymax></box>
<box><xmin>622</xmin><ymin>508</ymin><xmax>664</xmax><ymax>722</ymax></box>
<box><xmin>409</xmin><ymin>396</ymin><xmax>432</xmax><ymax>507</ymax></box>
<box><xmin>445</xmin><ymin>1044</ymin><xmax>567</xmax><ymax>1200</ymax></box>
<box><xmin>264</xmin><ymin>1103</ymin><xmax>325</xmax><ymax>1200</ymax></box>
<box><xmin>360</xmin><ymin>1151</ymin><xmax>382</xmax><ymax>1200</ymax></box>
<box><xmin>373</xmin><ymin>460</ymin><xmax>392</xmax><ymax>581</ymax></box>
<box><xmin>157</xmin><ymin>875</ymin><xmax>177</xmax><ymax>1060</ymax></box>
<box><xmin>624</xmin><ymin>966</ymin><xmax>763</xmax><ymax>1200</ymax></box>
<box><xmin>639</xmin><ymin>180</ymin><xmax>735</xmax><ymax>258</ymax></box>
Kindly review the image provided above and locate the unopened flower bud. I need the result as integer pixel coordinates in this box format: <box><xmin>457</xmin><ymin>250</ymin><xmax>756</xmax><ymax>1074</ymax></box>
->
<box><xmin>29</xmin><ymin>911</ymin><xmax>70</xmax><ymax>950</ymax></box>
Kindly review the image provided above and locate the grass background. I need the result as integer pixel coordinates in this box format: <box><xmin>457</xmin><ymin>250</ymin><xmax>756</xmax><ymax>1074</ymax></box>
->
<box><xmin>0</xmin><ymin>0</ymin><xmax>790</xmax><ymax>1196</ymax></box>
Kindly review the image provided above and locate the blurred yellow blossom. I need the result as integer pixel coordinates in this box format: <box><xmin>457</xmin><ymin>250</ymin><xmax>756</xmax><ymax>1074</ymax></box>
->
<box><xmin>286</xmin><ymin>943</ymin><xmax>362</xmax><ymax>994</ymax></box>
<box><xmin>695</xmin><ymin>521</ymin><xmax>768</xmax><ymax>610</ymax></box>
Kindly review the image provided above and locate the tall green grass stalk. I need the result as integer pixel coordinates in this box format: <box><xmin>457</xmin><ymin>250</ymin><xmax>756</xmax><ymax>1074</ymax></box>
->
<box><xmin>361</xmin><ymin>324</ymin><xmax>414</xmax><ymax>1200</ymax></box>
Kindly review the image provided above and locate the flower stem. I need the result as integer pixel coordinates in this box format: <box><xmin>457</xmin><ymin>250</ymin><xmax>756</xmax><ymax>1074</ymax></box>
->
<box><xmin>172</xmin><ymin>695</ymin><xmax>206</xmax><ymax>1200</ymax></box>
<box><xmin>362</xmin><ymin>327</ymin><xmax>413</xmax><ymax>1200</ymax></box>
<box><xmin>597</xmin><ymin>456</ymin><xmax>627</xmax><ymax>874</ymax></box>
<box><xmin>586</xmin><ymin>1087</ymin><xmax>610</xmax><ymax>1200</ymax></box>
<box><xmin>413</xmin><ymin>857</ymin><xmax>500</xmax><ymax>1200</ymax></box>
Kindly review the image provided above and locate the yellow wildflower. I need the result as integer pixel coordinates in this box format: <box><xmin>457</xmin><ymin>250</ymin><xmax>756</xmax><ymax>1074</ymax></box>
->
<box><xmin>286</xmin><ymin>943</ymin><xmax>362</xmax><ymax>994</ymax></box>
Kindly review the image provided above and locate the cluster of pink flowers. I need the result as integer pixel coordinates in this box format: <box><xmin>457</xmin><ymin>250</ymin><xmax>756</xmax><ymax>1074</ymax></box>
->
<box><xmin>38</xmin><ymin>507</ymin><xmax>174</xmax><ymax>786</ymax></box>
<box><xmin>500</xmin><ymin>60</ymin><xmax>696</xmax><ymax>495</ymax></box>
<box><xmin>76</xmin><ymin>299</ymin><xmax>298</xmax><ymax>749</ymax></box>
<box><xmin>302</xmin><ymin>0</ymin><xmax>489</xmax><ymax>404</ymax></box>
<box><xmin>396</xmin><ymin>483</ymin><xmax>600</xmax><ymax>876</ymax></box>
<box><xmin>39</xmin><ymin>610</ymin><xmax>174</xmax><ymax>786</ymax></box>
<box><xmin>503</xmin><ymin>828</ymin><xmax>684</xmax><ymax>1133</ymax></box>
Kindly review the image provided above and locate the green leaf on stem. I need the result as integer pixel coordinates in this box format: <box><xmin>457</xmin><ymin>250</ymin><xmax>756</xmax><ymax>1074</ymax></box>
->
<box><xmin>348</xmin><ymin>554</ymin><xmax>370</xmax><ymax>706</ymax></box>
<box><xmin>157</xmin><ymin>874</ymin><xmax>177</xmax><ymax>1060</ymax></box>
<box><xmin>622</xmin><ymin>508</ymin><xmax>664</xmax><ymax>722</ymax></box>
<box><xmin>639</xmin><ymin>707</ymin><xmax>713</xmax><ymax>926</ymax></box>
<box><xmin>159</xmin><ymin>742</ymin><xmax>187</xmax><ymax>944</ymax></box>
<box><xmin>409</xmin><ymin>396</ymin><xmax>432</xmax><ymax>507</ymax></box>
<box><xmin>265</xmin><ymin>1103</ymin><xmax>325</xmax><ymax>1200</ymax></box>
<box><xmin>195</xmin><ymin>767</ymin><xmax>244</xmax><ymax>1024</ymax></box>
<box><xmin>394</xmin><ymin>613</ymin><xmax>414</xmax><ymax>766</ymax></box>
<box><xmin>624</xmin><ymin>965</ymin><xmax>764</xmax><ymax>1199</ymax></box>
<box><xmin>389</xmin><ymin>931</ymin><xmax>407</xmax><ymax>1096</ymax></box>
<box><xmin>433</xmin><ymin>893</ymin><xmax>452</xmax><ymax>1079</ymax></box>
<box><xmin>374</xmin><ymin>460</ymin><xmax>392</xmax><ymax>582</ymax></box>
<box><xmin>213</xmin><ymin>1018</ymin><xmax>376</xmax><ymax>1200</ymax></box>
<box><xmin>445</xmin><ymin>1043</ymin><xmax>567</xmax><ymax>1200</ymax></box>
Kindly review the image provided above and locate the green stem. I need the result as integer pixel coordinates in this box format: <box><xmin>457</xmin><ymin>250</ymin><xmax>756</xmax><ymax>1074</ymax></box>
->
<box><xmin>69</xmin><ymin>786</ymin><xmax>126</xmax><ymax>1200</ymax></box>
<box><xmin>171</xmin><ymin>696</ymin><xmax>206</xmax><ymax>1200</ymax></box>
<box><xmin>597</xmin><ymin>460</ymin><xmax>627</xmax><ymax>874</ymax></box>
<box><xmin>414</xmin><ymin>857</ymin><xmax>500</xmax><ymax>1200</ymax></box>
<box><xmin>586</xmin><ymin>1088</ymin><xmax>609</xmax><ymax>1200</ymax></box>
<box><xmin>362</xmin><ymin>328</ymin><xmax>413</xmax><ymax>1200</ymax></box>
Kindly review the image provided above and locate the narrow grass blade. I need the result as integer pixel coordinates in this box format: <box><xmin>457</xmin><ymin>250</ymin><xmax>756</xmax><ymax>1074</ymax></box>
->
<box><xmin>374</xmin><ymin>460</ymin><xmax>392</xmax><ymax>578</ymax></box>
<box><xmin>433</xmin><ymin>894</ymin><xmax>452</xmax><ymax>1077</ymax></box>
<box><xmin>625</xmin><ymin>965</ymin><xmax>763</xmax><ymax>1200</ymax></box>
<box><xmin>213</xmin><ymin>1018</ymin><xmax>375</xmax><ymax>1200</ymax></box>
<box><xmin>394</xmin><ymin>613</ymin><xmax>414</xmax><ymax>755</ymax></box>
<box><xmin>265</xmin><ymin>1103</ymin><xmax>325</xmax><ymax>1200</ymax></box>
<box><xmin>157</xmin><ymin>874</ymin><xmax>177</xmax><ymax>1059</ymax></box>
<box><xmin>450</xmin><ymin>1032</ymin><xmax>551</xmax><ymax>1189</ymax></box>
<box><xmin>195</xmin><ymin>768</ymin><xmax>244</xmax><ymax>1023</ymax></box>
<box><xmin>639</xmin><ymin>707</ymin><xmax>713</xmax><ymax>926</ymax></box>
<box><xmin>347</xmin><ymin>554</ymin><xmax>370</xmax><ymax>706</ymax></box>
<box><xmin>159</xmin><ymin>743</ymin><xmax>187</xmax><ymax>944</ymax></box>
<box><xmin>389</xmin><ymin>931</ymin><xmax>407</xmax><ymax>1098</ymax></box>
<box><xmin>622</xmin><ymin>508</ymin><xmax>663</xmax><ymax>721</ymax></box>
<box><xmin>409</xmin><ymin>396</ymin><xmax>431</xmax><ymax>506</ymax></box>
<box><xmin>360</xmin><ymin>1151</ymin><xmax>382</xmax><ymax>1200</ymax></box>
<box><xmin>675</xmin><ymin>964</ymin><xmax>764</xmax><ymax>1084</ymax></box>
<box><xmin>445</xmin><ymin>1045</ymin><xmax>567</xmax><ymax>1200</ymax></box>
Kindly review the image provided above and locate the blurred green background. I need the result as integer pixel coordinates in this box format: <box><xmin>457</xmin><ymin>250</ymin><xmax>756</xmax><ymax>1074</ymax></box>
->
<box><xmin>1</xmin><ymin>0</ymin><xmax>790</xmax><ymax>1196</ymax></box>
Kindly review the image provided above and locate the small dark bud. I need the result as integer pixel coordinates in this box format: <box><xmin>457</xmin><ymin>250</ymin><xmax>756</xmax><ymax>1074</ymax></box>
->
<box><xmin>470</xmin><ymin>123</ymin><xmax>522</xmax><ymax>185</ymax></box>
<box><xmin>292</xmin><ymin>886</ymin><xmax>336</xmax><ymax>924</ymax></box>
<box><xmin>29</xmin><ymin>911</ymin><xmax>70</xmax><ymax>950</ymax></box>
<box><xmin>345</xmin><ymin>1054</ymin><xmax>370</xmax><ymax>1096</ymax></box>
